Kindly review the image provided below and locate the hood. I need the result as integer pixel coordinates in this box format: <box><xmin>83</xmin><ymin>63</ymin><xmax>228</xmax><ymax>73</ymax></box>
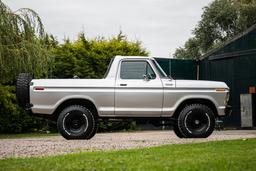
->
<box><xmin>175</xmin><ymin>80</ymin><xmax>229</xmax><ymax>89</ymax></box>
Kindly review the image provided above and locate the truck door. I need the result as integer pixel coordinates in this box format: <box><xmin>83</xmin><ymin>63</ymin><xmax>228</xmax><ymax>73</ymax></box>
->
<box><xmin>115</xmin><ymin>59</ymin><xmax>163</xmax><ymax>116</ymax></box>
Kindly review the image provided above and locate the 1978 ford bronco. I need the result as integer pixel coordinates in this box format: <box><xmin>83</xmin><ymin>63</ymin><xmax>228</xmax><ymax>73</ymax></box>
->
<box><xmin>16</xmin><ymin>56</ymin><xmax>231</xmax><ymax>139</ymax></box>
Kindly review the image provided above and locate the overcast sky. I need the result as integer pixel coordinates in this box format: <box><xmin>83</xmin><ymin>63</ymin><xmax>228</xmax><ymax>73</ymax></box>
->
<box><xmin>4</xmin><ymin>0</ymin><xmax>213</xmax><ymax>57</ymax></box>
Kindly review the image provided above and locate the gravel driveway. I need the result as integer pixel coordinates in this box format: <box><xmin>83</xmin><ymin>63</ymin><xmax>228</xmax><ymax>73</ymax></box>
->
<box><xmin>1</xmin><ymin>130</ymin><xmax>256</xmax><ymax>159</ymax></box>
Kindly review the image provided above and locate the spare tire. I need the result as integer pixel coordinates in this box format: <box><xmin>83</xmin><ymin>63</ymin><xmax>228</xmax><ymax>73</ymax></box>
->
<box><xmin>16</xmin><ymin>73</ymin><xmax>32</xmax><ymax>108</ymax></box>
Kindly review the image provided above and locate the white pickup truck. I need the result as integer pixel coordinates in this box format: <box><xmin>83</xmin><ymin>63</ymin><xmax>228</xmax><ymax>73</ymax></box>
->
<box><xmin>16</xmin><ymin>56</ymin><xmax>231</xmax><ymax>139</ymax></box>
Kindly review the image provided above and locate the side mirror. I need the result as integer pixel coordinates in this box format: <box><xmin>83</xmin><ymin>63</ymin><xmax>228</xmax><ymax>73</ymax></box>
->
<box><xmin>168</xmin><ymin>75</ymin><xmax>173</xmax><ymax>80</ymax></box>
<box><xmin>143</xmin><ymin>74</ymin><xmax>149</xmax><ymax>81</ymax></box>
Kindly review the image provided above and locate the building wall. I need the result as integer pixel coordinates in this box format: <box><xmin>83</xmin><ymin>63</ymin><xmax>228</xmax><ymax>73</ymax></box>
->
<box><xmin>200</xmin><ymin>29</ymin><xmax>256</xmax><ymax>127</ymax></box>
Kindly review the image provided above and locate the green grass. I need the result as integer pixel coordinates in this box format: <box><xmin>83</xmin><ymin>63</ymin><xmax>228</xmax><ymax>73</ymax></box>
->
<box><xmin>0</xmin><ymin>139</ymin><xmax>256</xmax><ymax>171</ymax></box>
<box><xmin>0</xmin><ymin>133</ymin><xmax>58</xmax><ymax>139</ymax></box>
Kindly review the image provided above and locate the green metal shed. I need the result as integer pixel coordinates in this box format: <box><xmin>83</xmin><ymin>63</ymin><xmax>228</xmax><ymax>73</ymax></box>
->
<box><xmin>200</xmin><ymin>24</ymin><xmax>256</xmax><ymax>127</ymax></box>
<box><xmin>155</xmin><ymin>58</ymin><xmax>197</xmax><ymax>80</ymax></box>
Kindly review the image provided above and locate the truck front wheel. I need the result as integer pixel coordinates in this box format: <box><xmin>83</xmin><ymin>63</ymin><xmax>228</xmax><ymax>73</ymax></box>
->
<box><xmin>173</xmin><ymin>124</ymin><xmax>184</xmax><ymax>138</ymax></box>
<box><xmin>178</xmin><ymin>104</ymin><xmax>215</xmax><ymax>138</ymax></box>
<box><xmin>57</xmin><ymin>105</ymin><xmax>96</xmax><ymax>140</ymax></box>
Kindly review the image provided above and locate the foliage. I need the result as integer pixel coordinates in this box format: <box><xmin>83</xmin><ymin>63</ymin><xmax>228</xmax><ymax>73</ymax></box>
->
<box><xmin>173</xmin><ymin>37</ymin><xmax>201</xmax><ymax>59</ymax></box>
<box><xmin>0</xmin><ymin>1</ymin><xmax>53</xmax><ymax>85</ymax></box>
<box><xmin>1</xmin><ymin>139</ymin><xmax>256</xmax><ymax>170</ymax></box>
<box><xmin>0</xmin><ymin>1</ymin><xmax>55</xmax><ymax>133</ymax></box>
<box><xmin>174</xmin><ymin>0</ymin><xmax>256</xmax><ymax>59</ymax></box>
<box><xmin>53</xmin><ymin>32</ymin><xmax>149</xmax><ymax>79</ymax></box>
<box><xmin>0</xmin><ymin>86</ymin><xmax>47</xmax><ymax>133</ymax></box>
<box><xmin>98</xmin><ymin>120</ymin><xmax>137</xmax><ymax>132</ymax></box>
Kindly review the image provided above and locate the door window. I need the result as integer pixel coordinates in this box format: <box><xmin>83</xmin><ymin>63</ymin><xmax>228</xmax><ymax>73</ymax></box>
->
<box><xmin>120</xmin><ymin>61</ymin><xmax>156</xmax><ymax>79</ymax></box>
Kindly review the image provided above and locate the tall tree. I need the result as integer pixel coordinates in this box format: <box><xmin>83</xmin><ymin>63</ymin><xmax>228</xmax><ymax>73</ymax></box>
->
<box><xmin>174</xmin><ymin>0</ymin><xmax>256</xmax><ymax>59</ymax></box>
<box><xmin>53</xmin><ymin>32</ymin><xmax>149</xmax><ymax>79</ymax></box>
<box><xmin>0</xmin><ymin>1</ymin><xmax>53</xmax><ymax>133</ymax></box>
<box><xmin>173</xmin><ymin>37</ymin><xmax>201</xmax><ymax>60</ymax></box>
<box><xmin>0</xmin><ymin>1</ymin><xmax>52</xmax><ymax>84</ymax></box>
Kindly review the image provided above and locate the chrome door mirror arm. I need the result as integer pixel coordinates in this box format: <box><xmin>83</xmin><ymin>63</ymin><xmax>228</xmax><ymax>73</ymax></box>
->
<box><xmin>143</xmin><ymin>74</ymin><xmax>150</xmax><ymax>81</ymax></box>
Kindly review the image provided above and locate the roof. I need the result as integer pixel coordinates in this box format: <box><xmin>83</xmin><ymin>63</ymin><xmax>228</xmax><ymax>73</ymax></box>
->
<box><xmin>200</xmin><ymin>23</ymin><xmax>256</xmax><ymax>60</ymax></box>
<box><xmin>115</xmin><ymin>55</ymin><xmax>155</xmax><ymax>60</ymax></box>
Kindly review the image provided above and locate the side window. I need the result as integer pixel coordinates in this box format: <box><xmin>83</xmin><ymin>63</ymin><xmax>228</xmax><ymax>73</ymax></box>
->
<box><xmin>120</xmin><ymin>61</ymin><xmax>156</xmax><ymax>79</ymax></box>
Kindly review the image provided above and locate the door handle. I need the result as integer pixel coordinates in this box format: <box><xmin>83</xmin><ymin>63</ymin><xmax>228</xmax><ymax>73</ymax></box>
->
<box><xmin>120</xmin><ymin>84</ymin><xmax>127</xmax><ymax>86</ymax></box>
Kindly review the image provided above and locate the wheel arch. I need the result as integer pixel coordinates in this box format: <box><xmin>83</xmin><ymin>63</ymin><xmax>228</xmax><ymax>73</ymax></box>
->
<box><xmin>172</xmin><ymin>98</ymin><xmax>218</xmax><ymax>119</ymax></box>
<box><xmin>51</xmin><ymin>98</ymin><xmax>99</xmax><ymax>121</ymax></box>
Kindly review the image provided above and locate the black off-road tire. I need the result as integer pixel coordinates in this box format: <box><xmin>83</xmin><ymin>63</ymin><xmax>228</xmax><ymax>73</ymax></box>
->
<box><xmin>173</xmin><ymin>124</ymin><xmax>184</xmax><ymax>138</ymax></box>
<box><xmin>85</xmin><ymin>121</ymin><xmax>98</xmax><ymax>140</ymax></box>
<box><xmin>178</xmin><ymin>104</ymin><xmax>215</xmax><ymax>138</ymax></box>
<box><xmin>57</xmin><ymin>105</ymin><xmax>96</xmax><ymax>140</ymax></box>
<box><xmin>16</xmin><ymin>73</ymin><xmax>32</xmax><ymax>108</ymax></box>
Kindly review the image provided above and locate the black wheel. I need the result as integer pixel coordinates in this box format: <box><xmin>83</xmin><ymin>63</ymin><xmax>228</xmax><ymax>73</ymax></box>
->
<box><xmin>178</xmin><ymin>104</ymin><xmax>215</xmax><ymax>138</ymax></box>
<box><xmin>16</xmin><ymin>73</ymin><xmax>32</xmax><ymax>108</ymax></box>
<box><xmin>85</xmin><ymin>121</ymin><xmax>98</xmax><ymax>139</ymax></box>
<box><xmin>57</xmin><ymin>105</ymin><xmax>96</xmax><ymax>140</ymax></box>
<box><xmin>173</xmin><ymin>124</ymin><xmax>184</xmax><ymax>138</ymax></box>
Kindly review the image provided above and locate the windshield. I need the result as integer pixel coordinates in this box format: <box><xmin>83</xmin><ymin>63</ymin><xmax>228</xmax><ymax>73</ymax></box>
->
<box><xmin>151</xmin><ymin>59</ymin><xmax>168</xmax><ymax>78</ymax></box>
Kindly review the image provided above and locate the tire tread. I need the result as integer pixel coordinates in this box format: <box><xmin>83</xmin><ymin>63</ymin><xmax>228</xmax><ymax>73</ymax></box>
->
<box><xmin>16</xmin><ymin>73</ymin><xmax>32</xmax><ymax>108</ymax></box>
<box><xmin>57</xmin><ymin>105</ymin><xmax>97</xmax><ymax>140</ymax></box>
<box><xmin>177</xmin><ymin>103</ymin><xmax>215</xmax><ymax>138</ymax></box>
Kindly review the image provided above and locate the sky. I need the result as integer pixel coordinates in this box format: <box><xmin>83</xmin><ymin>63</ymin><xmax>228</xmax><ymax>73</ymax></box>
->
<box><xmin>3</xmin><ymin>0</ymin><xmax>213</xmax><ymax>57</ymax></box>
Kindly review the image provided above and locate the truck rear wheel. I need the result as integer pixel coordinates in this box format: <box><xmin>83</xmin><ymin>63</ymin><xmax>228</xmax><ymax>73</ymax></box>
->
<box><xmin>57</xmin><ymin>105</ymin><xmax>96</xmax><ymax>140</ymax></box>
<box><xmin>85</xmin><ymin>121</ymin><xmax>98</xmax><ymax>139</ymax></box>
<box><xmin>16</xmin><ymin>73</ymin><xmax>32</xmax><ymax>108</ymax></box>
<box><xmin>177</xmin><ymin>104</ymin><xmax>215</xmax><ymax>138</ymax></box>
